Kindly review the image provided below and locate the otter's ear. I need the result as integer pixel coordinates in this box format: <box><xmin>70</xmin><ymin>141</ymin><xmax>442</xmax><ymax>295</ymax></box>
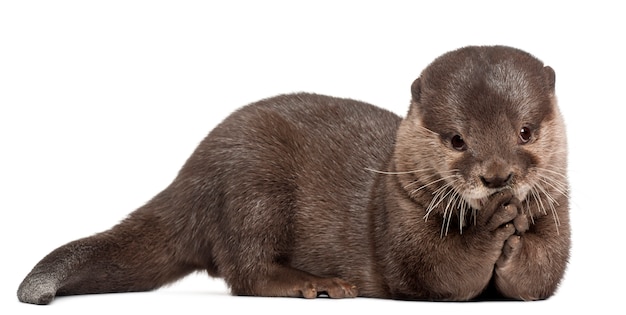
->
<box><xmin>544</xmin><ymin>66</ymin><xmax>556</xmax><ymax>93</ymax></box>
<box><xmin>411</xmin><ymin>77</ymin><xmax>422</xmax><ymax>102</ymax></box>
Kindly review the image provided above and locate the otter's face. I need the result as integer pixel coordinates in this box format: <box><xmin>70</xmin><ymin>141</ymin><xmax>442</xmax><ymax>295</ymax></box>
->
<box><xmin>399</xmin><ymin>46</ymin><xmax>567</xmax><ymax>213</ymax></box>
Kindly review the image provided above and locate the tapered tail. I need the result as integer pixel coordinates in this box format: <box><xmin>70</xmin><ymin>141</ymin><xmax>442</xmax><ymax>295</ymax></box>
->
<box><xmin>17</xmin><ymin>204</ymin><xmax>205</xmax><ymax>305</ymax></box>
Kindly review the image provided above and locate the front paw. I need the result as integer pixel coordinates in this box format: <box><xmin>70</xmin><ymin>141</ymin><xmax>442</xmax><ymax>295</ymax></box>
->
<box><xmin>481</xmin><ymin>190</ymin><xmax>519</xmax><ymax>231</ymax></box>
<box><xmin>513</xmin><ymin>213</ymin><xmax>529</xmax><ymax>234</ymax></box>
<box><xmin>494</xmin><ymin>235</ymin><xmax>544</xmax><ymax>300</ymax></box>
<box><xmin>496</xmin><ymin>235</ymin><xmax>522</xmax><ymax>268</ymax></box>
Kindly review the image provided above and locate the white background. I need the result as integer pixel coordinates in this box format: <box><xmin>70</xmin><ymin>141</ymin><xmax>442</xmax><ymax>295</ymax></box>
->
<box><xmin>1</xmin><ymin>1</ymin><xmax>624</xmax><ymax>314</ymax></box>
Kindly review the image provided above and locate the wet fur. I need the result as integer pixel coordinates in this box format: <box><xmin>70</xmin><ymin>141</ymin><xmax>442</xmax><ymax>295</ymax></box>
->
<box><xmin>18</xmin><ymin>46</ymin><xmax>570</xmax><ymax>304</ymax></box>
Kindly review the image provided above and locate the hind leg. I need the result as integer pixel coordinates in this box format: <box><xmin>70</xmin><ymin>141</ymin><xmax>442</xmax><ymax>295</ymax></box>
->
<box><xmin>18</xmin><ymin>212</ymin><xmax>201</xmax><ymax>305</ymax></box>
<box><xmin>212</xmin><ymin>193</ymin><xmax>358</xmax><ymax>299</ymax></box>
<box><xmin>231</xmin><ymin>264</ymin><xmax>357</xmax><ymax>299</ymax></box>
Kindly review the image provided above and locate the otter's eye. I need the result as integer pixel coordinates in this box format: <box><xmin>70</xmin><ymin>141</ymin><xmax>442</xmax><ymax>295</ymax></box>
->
<box><xmin>519</xmin><ymin>126</ymin><xmax>532</xmax><ymax>144</ymax></box>
<box><xmin>451</xmin><ymin>135</ymin><xmax>467</xmax><ymax>151</ymax></box>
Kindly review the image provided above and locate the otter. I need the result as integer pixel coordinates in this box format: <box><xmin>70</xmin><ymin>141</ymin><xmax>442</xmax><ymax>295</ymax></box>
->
<box><xmin>17</xmin><ymin>45</ymin><xmax>570</xmax><ymax>304</ymax></box>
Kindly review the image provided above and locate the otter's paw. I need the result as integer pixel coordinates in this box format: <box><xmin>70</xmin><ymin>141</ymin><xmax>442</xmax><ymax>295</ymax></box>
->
<box><xmin>496</xmin><ymin>235</ymin><xmax>522</xmax><ymax>268</ymax></box>
<box><xmin>513</xmin><ymin>213</ymin><xmax>529</xmax><ymax>234</ymax></box>
<box><xmin>17</xmin><ymin>273</ymin><xmax>58</xmax><ymax>305</ymax></box>
<box><xmin>482</xmin><ymin>191</ymin><xmax>519</xmax><ymax>232</ymax></box>
<box><xmin>494</xmin><ymin>235</ymin><xmax>545</xmax><ymax>300</ymax></box>
<box><xmin>300</xmin><ymin>277</ymin><xmax>358</xmax><ymax>299</ymax></box>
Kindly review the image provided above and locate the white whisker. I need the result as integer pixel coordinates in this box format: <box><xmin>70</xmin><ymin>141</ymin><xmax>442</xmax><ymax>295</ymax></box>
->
<box><xmin>530</xmin><ymin>186</ymin><xmax>547</xmax><ymax>216</ymax></box>
<box><xmin>441</xmin><ymin>201</ymin><xmax>456</xmax><ymax>238</ymax></box>
<box><xmin>404</xmin><ymin>172</ymin><xmax>439</xmax><ymax>190</ymax></box>
<box><xmin>535</xmin><ymin>167</ymin><xmax>568</xmax><ymax>180</ymax></box>
<box><xmin>537</xmin><ymin>174</ymin><xmax>569</xmax><ymax>199</ymax></box>
<box><xmin>415</xmin><ymin>125</ymin><xmax>440</xmax><ymax>137</ymax></box>
<box><xmin>413</xmin><ymin>174</ymin><xmax>459</xmax><ymax>198</ymax></box>
<box><xmin>365</xmin><ymin>167</ymin><xmax>430</xmax><ymax>175</ymax></box>
<box><xmin>369</xmin><ymin>163</ymin><xmax>474</xmax><ymax>237</ymax></box>
<box><xmin>443</xmin><ymin>188</ymin><xmax>460</xmax><ymax>228</ymax></box>
<box><xmin>365</xmin><ymin>167</ymin><xmax>459</xmax><ymax>176</ymax></box>
<box><xmin>427</xmin><ymin>181</ymin><xmax>456</xmax><ymax>215</ymax></box>
<box><xmin>457</xmin><ymin>192</ymin><xmax>466</xmax><ymax>234</ymax></box>
<box><xmin>523</xmin><ymin>198</ymin><xmax>535</xmax><ymax>225</ymax></box>
<box><xmin>535</xmin><ymin>181</ymin><xmax>561</xmax><ymax>207</ymax></box>
<box><xmin>534</xmin><ymin>181</ymin><xmax>561</xmax><ymax>234</ymax></box>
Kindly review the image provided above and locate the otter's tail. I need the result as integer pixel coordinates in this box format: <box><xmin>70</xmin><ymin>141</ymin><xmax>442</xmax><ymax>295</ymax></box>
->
<box><xmin>17</xmin><ymin>200</ymin><xmax>207</xmax><ymax>305</ymax></box>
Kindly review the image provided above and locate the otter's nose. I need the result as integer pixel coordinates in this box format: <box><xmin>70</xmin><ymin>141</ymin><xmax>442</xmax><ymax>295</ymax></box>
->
<box><xmin>480</xmin><ymin>173</ymin><xmax>513</xmax><ymax>189</ymax></box>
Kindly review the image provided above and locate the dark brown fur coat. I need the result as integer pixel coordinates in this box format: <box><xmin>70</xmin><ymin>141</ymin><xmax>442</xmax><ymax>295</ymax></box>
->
<box><xmin>18</xmin><ymin>46</ymin><xmax>570</xmax><ymax>304</ymax></box>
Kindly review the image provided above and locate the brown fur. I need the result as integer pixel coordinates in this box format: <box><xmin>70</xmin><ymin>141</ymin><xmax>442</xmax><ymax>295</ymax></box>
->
<box><xmin>17</xmin><ymin>45</ymin><xmax>570</xmax><ymax>304</ymax></box>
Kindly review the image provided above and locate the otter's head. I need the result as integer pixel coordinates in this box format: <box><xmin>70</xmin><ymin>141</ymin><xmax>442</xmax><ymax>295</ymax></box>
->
<box><xmin>395</xmin><ymin>46</ymin><xmax>568</xmax><ymax>218</ymax></box>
